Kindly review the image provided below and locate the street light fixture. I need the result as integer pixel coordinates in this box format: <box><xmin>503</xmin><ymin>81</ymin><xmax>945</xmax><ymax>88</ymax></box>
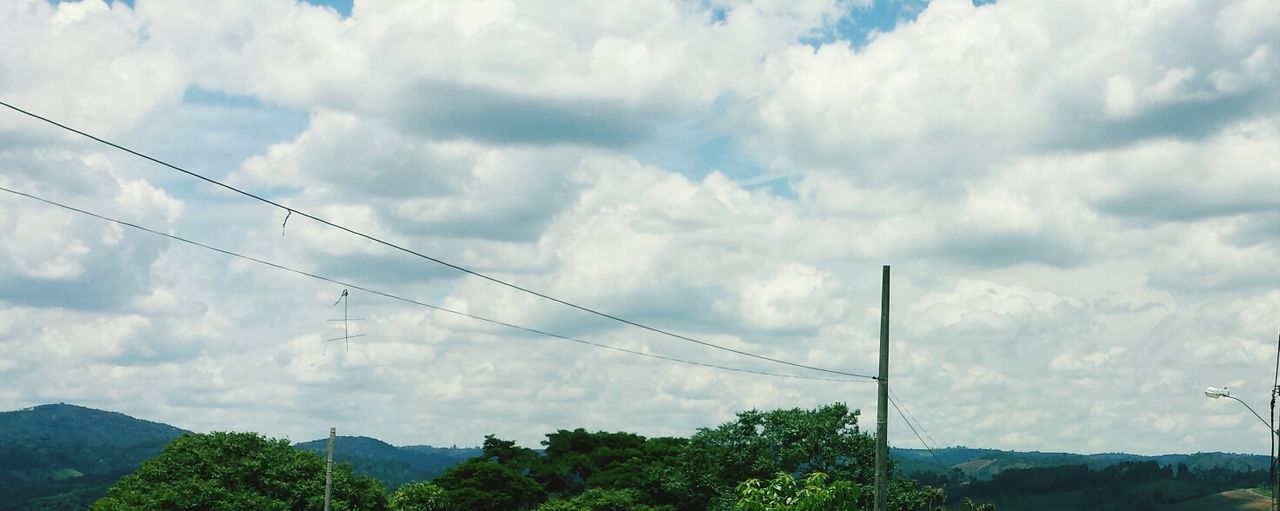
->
<box><xmin>1204</xmin><ymin>386</ymin><xmax>1277</xmax><ymax>434</ymax></box>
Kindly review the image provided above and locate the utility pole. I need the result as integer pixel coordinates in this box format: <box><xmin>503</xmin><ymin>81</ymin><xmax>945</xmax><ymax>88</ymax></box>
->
<box><xmin>325</xmin><ymin>427</ymin><xmax>335</xmax><ymax>511</ymax></box>
<box><xmin>1272</xmin><ymin>332</ymin><xmax>1279</xmax><ymax>511</ymax></box>
<box><xmin>875</xmin><ymin>265</ymin><xmax>890</xmax><ymax>511</ymax></box>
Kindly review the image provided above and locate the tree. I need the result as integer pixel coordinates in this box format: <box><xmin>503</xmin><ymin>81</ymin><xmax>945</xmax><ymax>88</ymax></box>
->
<box><xmin>91</xmin><ymin>431</ymin><xmax>387</xmax><ymax>511</ymax></box>
<box><xmin>734</xmin><ymin>472</ymin><xmax>862</xmax><ymax>511</ymax></box>
<box><xmin>676</xmin><ymin>403</ymin><xmax>878</xmax><ymax>509</ymax></box>
<box><xmin>536</xmin><ymin>429</ymin><xmax>649</xmax><ymax>495</ymax></box>
<box><xmin>483</xmin><ymin>434</ymin><xmax>540</xmax><ymax>471</ymax></box>
<box><xmin>433</xmin><ymin>459</ymin><xmax>545</xmax><ymax>511</ymax></box>
<box><xmin>390</xmin><ymin>481</ymin><xmax>448</xmax><ymax>511</ymax></box>
<box><xmin>535</xmin><ymin>488</ymin><xmax>668</xmax><ymax>511</ymax></box>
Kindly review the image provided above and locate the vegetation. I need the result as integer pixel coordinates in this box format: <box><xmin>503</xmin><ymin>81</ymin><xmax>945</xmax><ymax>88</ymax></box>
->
<box><xmin>734</xmin><ymin>472</ymin><xmax>862</xmax><ymax>511</ymax></box>
<box><xmin>416</xmin><ymin>403</ymin><xmax>942</xmax><ymax>511</ymax></box>
<box><xmin>389</xmin><ymin>481</ymin><xmax>448</xmax><ymax>511</ymax></box>
<box><xmin>7</xmin><ymin>402</ymin><xmax>1277</xmax><ymax>510</ymax></box>
<box><xmin>894</xmin><ymin>447</ymin><xmax>1269</xmax><ymax>482</ymax></box>
<box><xmin>91</xmin><ymin>431</ymin><xmax>387</xmax><ymax>510</ymax></box>
<box><xmin>536</xmin><ymin>488</ymin><xmax>667</xmax><ymax>511</ymax></box>
<box><xmin>947</xmin><ymin>460</ymin><xmax>1269</xmax><ymax>510</ymax></box>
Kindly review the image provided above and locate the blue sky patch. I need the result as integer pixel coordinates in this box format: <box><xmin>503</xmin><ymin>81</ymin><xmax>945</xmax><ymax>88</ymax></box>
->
<box><xmin>805</xmin><ymin>0</ymin><xmax>929</xmax><ymax>48</ymax></box>
<box><xmin>302</xmin><ymin>0</ymin><xmax>353</xmax><ymax>17</ymax></box>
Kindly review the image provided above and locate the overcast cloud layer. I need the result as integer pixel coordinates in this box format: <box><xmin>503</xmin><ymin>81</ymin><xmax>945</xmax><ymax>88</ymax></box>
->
<box><xmin>1</xmin><ymin>0</ymin><xmax>1277</xmax><ymax>456</ymax></box>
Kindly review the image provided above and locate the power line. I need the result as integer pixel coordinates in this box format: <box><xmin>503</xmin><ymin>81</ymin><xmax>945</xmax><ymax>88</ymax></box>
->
<box><xmin>890</xmin><ymin>388</ymin><xmax>942</xmax><ymax>452</ymax></box>
<box><xmin>0</xmin><ymin>100</ymin><xmax>874</xmax><ymax>381</ymax></box>
<box><xmin>0</xmin><ymin>185</ymin><xmax>871</xmax><ymax>384</ymax></box>
<box><xmin>887</xmin><ymin>394</ymin><xmax>949</xmax><ymax>472</ymax></box>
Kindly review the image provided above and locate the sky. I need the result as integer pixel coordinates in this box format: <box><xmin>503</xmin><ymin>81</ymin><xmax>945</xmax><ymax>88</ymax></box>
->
<box><xmin>0</xmin><ymin>0</ymin><xmax>1276</xmax><ymax>457</ymax></box>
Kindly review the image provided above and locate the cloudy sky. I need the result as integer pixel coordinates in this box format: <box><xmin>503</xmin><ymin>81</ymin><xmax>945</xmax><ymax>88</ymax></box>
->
<box><xmin>0</xmin><ymin>0</ymin><xmax>1277</xmax><ymax>457</ymax></box>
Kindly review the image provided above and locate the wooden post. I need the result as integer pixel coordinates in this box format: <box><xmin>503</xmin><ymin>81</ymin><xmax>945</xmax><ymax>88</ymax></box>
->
<box><xmin>325</xmin><ymin>427</ymin><xmax>335</xmax><ymax>511</ymax></box>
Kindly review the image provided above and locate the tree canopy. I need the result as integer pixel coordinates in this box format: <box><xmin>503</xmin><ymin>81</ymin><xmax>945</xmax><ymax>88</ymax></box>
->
<box><xmin>432</xmin><ymin>458</ymin><xmax>545</xmax><ymax>511</ymax></box>
<box><xmin>427</xmin><ymin>403</ymin><xmax>944</xmax><ymax>511</ymax></box>
<box><xmin>676</xmin><ymin>403</ymin><xmax>888</xmax><ymax>509</ymax></box>
<box><xmin>91</xmin><ymin>431</ymin><xmax>387</xmax><ymax>511</ymax></box>
<box><xmin>389</xmin><ymin>481</ymin><xmax>448</xmax><ymax>511</ymax></box>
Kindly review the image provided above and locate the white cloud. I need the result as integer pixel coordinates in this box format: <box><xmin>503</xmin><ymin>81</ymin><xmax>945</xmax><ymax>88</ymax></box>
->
<box><xmin>0</xmin><ymin>0</ymin><xmax>1276</xmax><ymax>458</ymax></box>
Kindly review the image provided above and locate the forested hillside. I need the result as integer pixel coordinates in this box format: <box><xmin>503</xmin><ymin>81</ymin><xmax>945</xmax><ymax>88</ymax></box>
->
<box><xmin>0</xmin><ymin>404</ymin><xmax>186</xmax><ymax>510</ymax></box>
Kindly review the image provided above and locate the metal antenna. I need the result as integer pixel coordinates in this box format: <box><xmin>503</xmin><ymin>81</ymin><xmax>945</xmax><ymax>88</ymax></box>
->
<box><xmin>323</xmin><ymin>289</ymin><xmax>365</xmax><ymax>351</ymax></box>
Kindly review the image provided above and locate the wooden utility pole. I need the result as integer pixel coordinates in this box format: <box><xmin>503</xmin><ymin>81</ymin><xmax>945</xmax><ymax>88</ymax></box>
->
<box><xmin>875</xmin><ymin>265</ymin><xmax>890</xmax><ymax>511</ymax></box>
<box><xmin>325</xmin><ymin>427</ymin><xmax>335</xmax><ymax>511</ymax></box>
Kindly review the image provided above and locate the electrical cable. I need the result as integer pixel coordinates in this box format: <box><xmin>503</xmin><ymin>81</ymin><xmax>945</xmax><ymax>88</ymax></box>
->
<box><xmin>0</xmin><ymin>100</ymin><xmax>874</xmax><ymax>381</ymax></box>
<box><xmin>890</xmin><ymin>388</ymin><xmax>941</xmax><ymax>453</ymax></box>
<box><xmin>887</xmin><ymin>394</ymin><xmax>949</xmax><ymax>472</ymax></box>
<box><xmin>0</xmin><ymin>185</ymin><xmax>872</xmax><ymax>384</ymax></box>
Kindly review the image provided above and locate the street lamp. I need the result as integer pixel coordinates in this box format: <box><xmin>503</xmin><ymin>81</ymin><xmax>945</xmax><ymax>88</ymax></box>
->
<box><xmin>1205</xmin><ymin>386</ymin><xmax>1276</xmax><ymax>433</ymax></box>
<box><xmin>1205</xmin><ymin>386</ymin><xmax>1279</xmax><ymax>511</ymax></box>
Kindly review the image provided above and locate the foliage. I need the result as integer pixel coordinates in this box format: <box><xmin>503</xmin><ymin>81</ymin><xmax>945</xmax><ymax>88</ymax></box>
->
<box><xmin>734</xmin><ymin>472</ymin><xmax>862</xmax><ymax>511</ymax></box>
<box><xmin>950</xmin><ymin>460</ymin><xmax>1267</xmax><ymax>510</ymax></box>
<box><xmin>389</xmin><ymin>481</ymin><xmax>448</xmax><ymax>511</ymax></box>
<box><xmin>536</xmin><ymin>429</ymin><xmax>649</xmax><ymax>495</ymax></box>
<box><xmin>676</xmin><ymin>403</ymin><xmax>882</xmax><ymax>509</ymax></box>
<box><xmin>483</xmin><ymin>435</ymin><xmax>541</xmax><ymax>470</ymax></box>
<box><xmin>432</xmin><ymin>459</ymin><xmax>545</xmax><ymax>511</ymax></box>
<box><xmin>535</xmin><ymin>488</ymin><xmax>669</xmax><ymax>511</ymax></box>
<box><xmin>90</xmin><ymin>431</ymin><xmax>387</xmax><ymax>511</ymax></box>
<box><xmin>429</xmin><ymin>404</ymin><xmax>946</xmax><ymax>511</ymax></box>
<box><xmin>470</xmin><ymin>430</ymin><xmax>685</xmax><ymax>507</ymax></box>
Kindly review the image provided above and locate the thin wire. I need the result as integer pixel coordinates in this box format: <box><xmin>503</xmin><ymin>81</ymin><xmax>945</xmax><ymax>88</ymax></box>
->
<box><xmin>0</xmin><ymin>185</ymin><xmax>870</xmax><ymax>384</ymax></box>
<box><xmin>888</xmin><ymin>394</ymin><xmax>949</xmax><ymax>472</ymax></box>
<box><xmin>0</xmin><ymin>100</ymin><xmax>874</xmax><ymax>381</ymax></box>
<box><xmin>890</xmin><ymin>388</ymin><xmax>941</xmax><ymax>451</ymax></box>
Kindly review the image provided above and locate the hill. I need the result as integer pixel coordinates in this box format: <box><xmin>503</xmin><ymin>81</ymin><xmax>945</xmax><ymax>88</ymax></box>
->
<box><xmin>892</xmin><ymin>446</ymin><xmax>1269</xmax><ymax>480</ymax></box>
<box><xmin>0</xmin><ymin>402</ymin><xmax>484</xmax><ymax>507</ymax></box>
<box><xmin>293</xmin><ymin>436</ymin><xmax>481</xmax><ymax>489</ymax></box>
<box><xmin>0</xmin><ymin>403</ymin><xmax>188</xmax><ymax>510</ymax></box>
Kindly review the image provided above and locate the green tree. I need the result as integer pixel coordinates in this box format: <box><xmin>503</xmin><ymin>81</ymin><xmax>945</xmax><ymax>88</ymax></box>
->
<box><xmin>483</xmin><ymin>434</ymin><xmax>540</xmax><ymax>471</ymax></box>
<box><xmin>734</xmin><ymin>472</ymin><xmax>861</xmax><ymax>511</ymax></box>
<box><xmin>676</xmin><ymin>403</ymin><xmax>877</xmax><ymax>509</ymax></box>
<box><xmin>389</xmin><ymin>481</ymin><xmax>448</xmax><ymax>511</ymax></box>
<box><xmin>475</xmin><ymin>431</ymin><xmax>685</xmax><ymax>507</ymax></box>
<box><xmin>535</xmin><ymin>488</ymin><xmax>668</xmax><ymax>511</ymax></box>
<box><xmin>90</xmin><ymin>431</ymin><xmax>387</xmax><ymax>511</ymax></box>
<box><xmin>536</xmin><ymin>429</ymin><xmax>648</xmax><ymax>495</ymax></box>
<box><xmin>433</xmin><ymin>459</ymin><xmax>545</xmax><ymax>511</ymax></box>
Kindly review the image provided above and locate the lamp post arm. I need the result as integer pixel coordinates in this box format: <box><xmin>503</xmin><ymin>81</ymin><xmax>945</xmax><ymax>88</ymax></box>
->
<box><xmin>1224</xmin><ymin>394</ymin><xmax>1280</xmax><ymax>436</ymax></box>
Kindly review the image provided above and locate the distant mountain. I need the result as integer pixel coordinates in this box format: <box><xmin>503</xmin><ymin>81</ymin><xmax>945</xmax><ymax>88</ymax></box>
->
<box><xmin>294</xmin><ymin>436</ymin><xmax>481</xmax><ymax>489</ymax></box>
<box><xmin>892</xmin><ymin>446</ymin><xmax>1270</xmax><ymax>480</ymax></box>
<box><xmin>0</xmin><ymin>403</ymin><xmax>484</xmax><ymax>508</ymax></box>
<box><xmin>0</xmin><ymin>403</ymin><xmax>188</xmax><ymax>510</ymax></box>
